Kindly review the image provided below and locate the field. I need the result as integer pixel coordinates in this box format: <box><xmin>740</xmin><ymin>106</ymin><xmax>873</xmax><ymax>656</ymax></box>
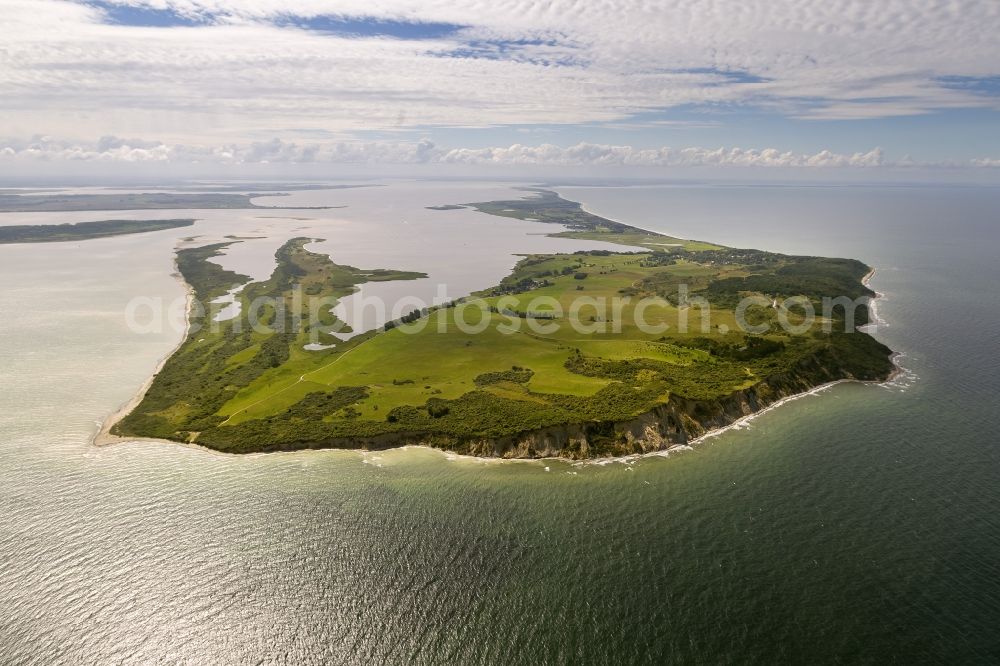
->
<box><xmin>114</xmin><ymin>190</ymin><xmax>893</xmax><ymax>455</ymax></box>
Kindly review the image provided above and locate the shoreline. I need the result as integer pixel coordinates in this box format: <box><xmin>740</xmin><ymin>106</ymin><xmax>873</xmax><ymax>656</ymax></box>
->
<box><xmin>92</xmin><ymin>258</ymin><xmax>196</xmax><ymax>449</ymax></box>
<box><xmin>93</xmin><ymin>230</ymin><xmax>901</xmax><ymax>463</ymax></box>
<box><xmin>569</xmin><ymin>191</ymin><xmax>711</xmax><ymax>249</ymax></box>
<box><xmin>92</xmin><ymin>366</ymin><xmax>901</xmax><ymax>464</ymax></box>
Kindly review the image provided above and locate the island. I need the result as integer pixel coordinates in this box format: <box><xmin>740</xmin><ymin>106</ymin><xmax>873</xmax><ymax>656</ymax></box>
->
<box><xmin>0</xmin><ymin>218</ymin><xmax>195</xmax><ymax>243</ymax></box>
<box><xmin>103</xmin><ymin>190</ymin><xmax>894</xmax><ymax>458</ymax></box>
<box><xmin>0</xmin><ymin>192</ymin><xmax>335</xmax><ymax>212</ymax></box>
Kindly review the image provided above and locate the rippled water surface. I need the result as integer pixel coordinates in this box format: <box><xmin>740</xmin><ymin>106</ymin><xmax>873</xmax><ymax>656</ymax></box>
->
<box><xmin>0</xmin><ymin>182</ymin><xmax>998</xmax><ymax>663</ymax></box>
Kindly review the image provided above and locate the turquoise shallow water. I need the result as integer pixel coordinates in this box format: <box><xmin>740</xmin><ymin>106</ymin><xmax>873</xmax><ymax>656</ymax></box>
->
<box><xmin>1</xmin><ymin>184</ymin><xmax>998</xmax><ymax>663</ymax></box>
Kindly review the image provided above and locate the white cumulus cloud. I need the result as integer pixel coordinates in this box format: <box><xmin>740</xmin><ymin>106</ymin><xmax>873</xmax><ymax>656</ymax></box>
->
<box><xmin>6</xmin><ymin>135</ymin><xmax>996</xmax><ymax>170</ymax></box>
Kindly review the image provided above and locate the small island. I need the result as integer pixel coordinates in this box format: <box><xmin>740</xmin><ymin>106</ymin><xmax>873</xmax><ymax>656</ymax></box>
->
<box><xmin>0</xmin><ymin>218</ymin><xmax>196</xmax><ymax>243</ymax></box>
<box><xmin>0</xmin><ymin>191</ymin><xmax>339</xmax><ymax>213</ymax></box>
<box><xmin>104</xmin><ymin>191</ymin><xmax>894</xmax><ymax>458</ymax></box>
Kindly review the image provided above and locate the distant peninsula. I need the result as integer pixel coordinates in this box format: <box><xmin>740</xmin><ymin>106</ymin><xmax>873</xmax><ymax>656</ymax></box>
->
<box><xmin>102</xmin><ymin>190</ymin><xmax>894</xmax><ymax>458</ymax></box>
<box><xmin>0</xmin><ymin>218</ymin><xmax>195</xmax><ymax>243</ymax></box>
<box><xmin>0</xmin><ymin>191</ymin><xmax>335</xmax><ymax>213</ymax></box>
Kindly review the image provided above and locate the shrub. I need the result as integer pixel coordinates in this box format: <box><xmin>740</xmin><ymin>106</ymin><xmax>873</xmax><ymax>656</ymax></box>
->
<box><xmin>474</xmin><ymin>368</ymin><xmax>534</xmax><ymax>386</ymax></box>
<box><xmin>426</xmin><ymin>398</ymin><xmax>450</xmax><ymax>418</ymax></box>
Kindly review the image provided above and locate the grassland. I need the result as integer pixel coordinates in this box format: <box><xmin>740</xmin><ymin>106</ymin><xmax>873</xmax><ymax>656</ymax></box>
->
<box><xmin>112</xmin><ymin>190</ymin><xmax>893</xmax><ymax>457</ymax></box>
<box><xmin>0</xmin><ymin>218</ymin><xmax>195</xmax><ymax>243</ymax></box>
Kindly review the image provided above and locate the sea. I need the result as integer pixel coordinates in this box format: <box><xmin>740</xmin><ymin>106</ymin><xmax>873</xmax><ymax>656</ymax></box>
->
<box><xmin>0</xmin><ymin>181</ymin><xmax>997</xmax><ymax>664</ymax></box>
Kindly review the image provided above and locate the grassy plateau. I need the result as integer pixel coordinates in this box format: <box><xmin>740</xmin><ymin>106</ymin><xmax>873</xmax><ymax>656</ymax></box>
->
<box><xmin>113</xmin><ymin>190</ymin><xmax>893</xmax><ymax>457</ymax></box>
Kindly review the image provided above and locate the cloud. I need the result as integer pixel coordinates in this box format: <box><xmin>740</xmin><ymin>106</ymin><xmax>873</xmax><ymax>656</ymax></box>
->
<box><xmin>1</xmin><ymin>0</ymin><xmax>999</xmax><ymax>145</ymax></box>
<box><xmin>5</xmin><ymin>135</ymin><xmax>996</xmax><ymax>169</ymax></box>
<box><xmin>439</xmin><ymin>143</ymin><xmax>887</xmax><ymax>168</ymax></box>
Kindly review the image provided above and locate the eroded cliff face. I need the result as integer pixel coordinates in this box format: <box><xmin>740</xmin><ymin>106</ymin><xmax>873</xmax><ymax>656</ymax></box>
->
<box><xmin>445</xmin><ymin>370</ymin><xmax>842</xmax><ymax>460</ymax></box>
<box><xmin>250</xmin><ymin>351</ymin><xmax>894</xmax><ymax>460</ymax></box>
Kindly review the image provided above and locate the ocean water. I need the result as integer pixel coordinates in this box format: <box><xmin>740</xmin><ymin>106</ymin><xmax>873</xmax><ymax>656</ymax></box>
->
<box><xmin>0</xmin><ymin>182</ymin><xmax>998</xmax><ymax>663</ymax></box>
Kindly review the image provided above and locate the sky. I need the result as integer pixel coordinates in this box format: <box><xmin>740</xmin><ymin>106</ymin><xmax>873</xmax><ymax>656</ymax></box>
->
<box><xmin>2</xmin><ymin>0</ymin><xmax>1000</xmax><ymax>181</ymax></box>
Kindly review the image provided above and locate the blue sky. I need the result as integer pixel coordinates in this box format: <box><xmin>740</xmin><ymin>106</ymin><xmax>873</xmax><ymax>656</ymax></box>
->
<box><xmin>2</xmin><ymin>0</ymin><xmax>999</xmax><ymax>175</ymax></box>
<box><xmin>90</xmin><ymin>1</ymin><xmax>470</xmax><ymax>38</ymax></box>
